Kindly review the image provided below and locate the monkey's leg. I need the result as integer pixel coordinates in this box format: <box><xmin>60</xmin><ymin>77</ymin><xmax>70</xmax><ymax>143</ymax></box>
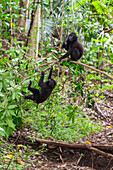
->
<box><xmin>71</xmin><ymin>48</ymin><xmax>80</xmax><ymax>61</ymax></box>
<box><xmin>28</xmin><ymin>80</ymin><xmax>32</xmax><ymax>89</ymax></box>
<box><xmin>22</xmin><ymin>91</ymin><xmax>34</xmax><ymax>100</ymax></box>
<box><xmin>48</xmin><ymin>66</ymin><xmax>53</xmax><ymax>79</ymax></box>
<box><xmin>27</xmin><ymin>80</ymin><xmax>39</xmax><ymax>94</ymax></box>
<box><xmin>24</xmin><ymin>94</ymin><xmax>34</xmax><ymax>100</ymax></box>
<box><xmin>28</xmin><ymin>87</ymin><xmax>39</xmax><ymax>95</ymax></box>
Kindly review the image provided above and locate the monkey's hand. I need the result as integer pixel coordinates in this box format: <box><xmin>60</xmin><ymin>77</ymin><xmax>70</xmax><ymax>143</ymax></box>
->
<box><xmin>41</xmin><ymin>71</ymin><xmax>44</xmax><ymax>76</ymax></box>
<box><xmin>59</xmin><ymin>57</ymin><xmax>62</xmax><ymax>62</ymax></box>
<box><xmin>67</xmin><ymin>58</ymin><xmax>72</xmax><ymax>62</ymax></box>
<box><xmin>22</xmin><ymin>91</ymin><xmax>25</xmax><ymax>99</ymax></box>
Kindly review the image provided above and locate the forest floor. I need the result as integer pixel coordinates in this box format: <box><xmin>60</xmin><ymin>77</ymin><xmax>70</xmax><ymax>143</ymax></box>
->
<box><xmin>1</xmin><ymin>90</ymin><xmax>113</xmax><ymax>170</ymax></box>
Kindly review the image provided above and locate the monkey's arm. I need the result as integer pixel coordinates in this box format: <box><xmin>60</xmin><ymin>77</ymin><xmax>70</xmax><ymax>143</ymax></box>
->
<box><xmin>38</xmin><ymin>71</ymin><xmax>44</xmax><ymax>86</ymax></box>
<box><xmin>59</xmin><ymin>49</ymin><xmax>72</xmax><ymax>62</ymax></box>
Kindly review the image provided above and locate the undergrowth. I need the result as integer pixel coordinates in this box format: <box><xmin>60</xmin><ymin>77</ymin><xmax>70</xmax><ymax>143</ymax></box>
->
<box><xmin>22</xmin><ymin>94</ymin><xmax>102</xmax><ymax>142</ymax></box>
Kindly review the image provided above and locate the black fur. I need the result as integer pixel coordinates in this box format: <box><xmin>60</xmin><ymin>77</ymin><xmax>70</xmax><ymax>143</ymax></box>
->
<box><xmin>59</xmin><ymin>32</ymin><xmax>83</xmax><ymax>62</ymax></box>
<box><xmin>22</xmin><ymin>66</ymin><xmax>56</xmax><ymax>104</ymax></box>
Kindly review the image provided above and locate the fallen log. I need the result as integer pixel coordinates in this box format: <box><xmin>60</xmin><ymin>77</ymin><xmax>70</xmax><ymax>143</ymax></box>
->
<box><xmin>33</xmin><ymin>138</ymin><xmax>113</xmax><ymax>158</ymax></box>
<box><xmin>34</xmin><ymin>138</ymin><xmax>113</xmax><ymax>150</ymax></box>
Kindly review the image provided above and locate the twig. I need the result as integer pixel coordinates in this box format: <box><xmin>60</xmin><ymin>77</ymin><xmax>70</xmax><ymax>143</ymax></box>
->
<box><xmin>94</xmin><ymin>101</ymin><xmax>108</xmax><ymax>121</ymax></box>
<box><xmin>20</xmin><ymin>60</ymin><xmax>57</xmax><ymax>74</ymax></box>
<box><xmin>6</xmin><ymin>157</ymin><xmax>13</xmax><ymax>170</ymax></box>
<box><xmin>91</xmin><ymin>152</ymin><xmax>94</xmax><ymax>169</ymax></box>
<box><xmin>13</xmin><ymin>131</ymin><xmax>21</xmax><ymax>144</ymax></box>
<box><xmin>87</xmin><ymin>146</ymin><xmax>113</xmax><ymax>158</ymax></box>
<box><xmin>105</xmin><ymin>158</ymin><xmax>113</xmax><ymax>170</ymax></box>
<box><xmin>76</xmin><ymin>156</ymin><xmax>82</xmax><ymax>166</ymax></box>
<box><xmin>53</xmin><ymin>151</ymin><xmax>64</xmax><ymax>163</ymax></box>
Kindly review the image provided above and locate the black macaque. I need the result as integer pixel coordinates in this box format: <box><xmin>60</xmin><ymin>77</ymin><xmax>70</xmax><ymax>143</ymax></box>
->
<box><xmin>22</xmin><ymin>66</ymin><xmax>56</xmax><ymax>104</ymax></box>
<box><xmin>59</xmin><ymin>32</ymin><xmax>83</xmax><ymax>62</ymax></box>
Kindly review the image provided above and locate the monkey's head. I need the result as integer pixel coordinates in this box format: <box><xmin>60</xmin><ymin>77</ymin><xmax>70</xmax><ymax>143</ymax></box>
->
<box><xmin>68</xmin><ymin>32</ymin><xmax>77</xmax><ymax>42</ymax></box>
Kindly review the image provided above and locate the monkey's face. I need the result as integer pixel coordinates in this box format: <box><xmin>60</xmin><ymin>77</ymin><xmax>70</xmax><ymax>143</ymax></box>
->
<box><xmin>68</xmin><ymin>32</ymin><xmax>77</xmax><ymax>42</ymax></box>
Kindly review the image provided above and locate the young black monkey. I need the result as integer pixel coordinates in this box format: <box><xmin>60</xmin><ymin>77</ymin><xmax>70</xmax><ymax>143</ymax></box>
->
<box><xmin>59</xmin><ymin>32</ymin><xmax>83</xmax><ymax>62</ymax></box>
<box><xmin>22</xmin><ymin>66</ymin><xmax>56</xmax><ymax>104</ymax></box>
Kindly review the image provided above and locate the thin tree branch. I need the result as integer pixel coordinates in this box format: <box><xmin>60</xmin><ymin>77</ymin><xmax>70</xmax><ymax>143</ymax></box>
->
<box><xmin>21</xmin><ymin>59</ymin><xmax>113</xmax><ymax>80</ymax></box>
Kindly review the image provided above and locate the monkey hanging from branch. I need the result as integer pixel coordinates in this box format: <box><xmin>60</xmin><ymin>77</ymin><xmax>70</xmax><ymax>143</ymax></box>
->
<box><xmin>22</xmin><ymin>66</ymin><xmax>56</xmax><ymax>104</ymax></box>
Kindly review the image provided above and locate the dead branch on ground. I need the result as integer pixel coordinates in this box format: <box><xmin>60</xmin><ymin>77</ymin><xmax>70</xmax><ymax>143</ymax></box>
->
<box><xmin>33</xmin><ymin>137</ymin><xmax>113</xmax><ymax>158</ymax></box>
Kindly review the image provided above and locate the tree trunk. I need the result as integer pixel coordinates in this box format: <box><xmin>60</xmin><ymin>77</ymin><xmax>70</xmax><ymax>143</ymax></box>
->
<box><xmin>28</xmin><ymin>1</ymin><xmax>41</xmax><ymax>62</ymax></box>
<box><xmin>60</xmin><ymin>0</ymin><xmax>64</xmax><ymax>47</ymax></box>
<box><xmin>71</xmin><ymin>0</ymin><xmax>74</xmax><ymax>32</ymax></box>
<box><xmin>40</xmin><ymin>1</ymin><xmax>44</xmax><ymax>57</ymax></box>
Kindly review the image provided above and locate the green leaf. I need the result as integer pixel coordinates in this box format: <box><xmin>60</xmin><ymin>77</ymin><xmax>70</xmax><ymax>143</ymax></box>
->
<box><xmin>6</xmin><ymin>118</ymin><xmax>16</xmax><ymax>130</ymax></box>
<box><xmin>81</xmin><ymin>90</ymin><xmax>83</xmax><ymax>97</ymax></box>
<box><xmin>5</xmin><ymin>126</ymin><xmax>14</xmax><ymax>139</ymax></box>
<box><xmin>8</xmin><ymin>105</ymin><xmax>17</xmax><ymax>109</ymax></box>
<box><xmin>19</xmin><ymin>52</ymin><xmax>22</xmax><ymax>62</ymax></box>
<box><xmin>100</xmin><ymin>95</ymin><xmax>105</xmax><ymax>99</ymax></box>
<box><xmin>10</xmin><ymin>81</ymin><xmax>15</xmax><ymax>87</ymax></box>
<box><xmin>15</xmin><ymin>93</ymin><xmax>19</xmax><ymax>100</ymax></box>
<box><xmin>0</xmin><ymin>42</ymin><xmax>2</xmax><ymax>47</ymax></box>
<box><xmin>0</xmin><ymin>93</ymin><xmax>4</xmax><ymax>97</ymax></box>
<box><xmin>22</xmin><ymin>80</ymin><xmax>30</xmax><ymax>85</ymax></box>
<box><xmin>8</xmin><ymin>110</ymin><xmax>16</xmax><ymax>116</ymax></box>
<box><xmin>0</xmin><ymin>127</ymin><xmax>6</xmax><ymax>136</ymax></box>
<box><xmin>12</xmin><ymin>92</ymin><xmax>15</xmax><ymax>99</ymax></box>
<box><xmin>92</xmin><ymin>1</ymin><xmax>107</xmax><ymax>14</ymax></box>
